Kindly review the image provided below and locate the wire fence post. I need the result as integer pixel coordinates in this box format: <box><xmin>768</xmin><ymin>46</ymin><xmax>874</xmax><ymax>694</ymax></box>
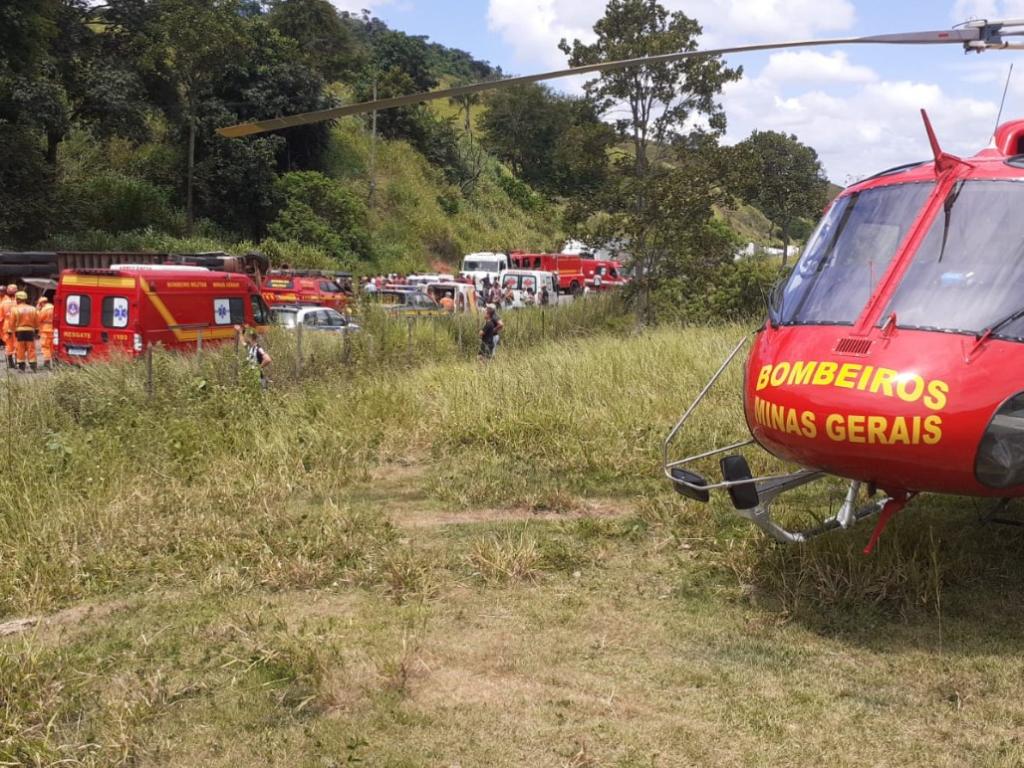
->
<box><xmin>196</xmin><ymin>328</ymin><xmax>202</xmax><ymax>361</ymax></box>
<box><xmin>146</xmin><ymin>345</ymin><xmax>153</xmax><ymax>400</ymax></box>
<box><xmin>342</xmin><ymin>328</ymin><xmax>351</xmax><ymax>366</ymax></box>
<box><xmin>6</xmin><ymin>361</ymin><xmax>12</xmax><ymax>470</ymax></box>
<box><xmin>406</xmin><ymin>317</ymin><xmax>413</xmax><ymax>366</ymax></box>
<box><xmin>296</xmin><ymin>321</ymin><xmax>304</xmax><ymax>377</ymax></box>
<box><xmin>233</xmin><ymin>330</ymin><xmax>240</xmax><ymax>385</ymax></box>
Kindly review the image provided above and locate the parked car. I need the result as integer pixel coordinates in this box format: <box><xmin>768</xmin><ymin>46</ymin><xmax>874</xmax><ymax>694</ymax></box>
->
<box><xmin>367</xmin><ymin>289</ymin><xmax>444</xmax><ymax>316</ymax></box>
<box><xmin>271</xmin><ymin>305</ymin><xmax>359</xmax><ymax>333</ymax></box>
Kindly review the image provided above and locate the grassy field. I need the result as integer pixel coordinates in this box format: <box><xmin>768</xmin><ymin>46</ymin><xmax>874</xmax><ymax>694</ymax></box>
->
<box><xmin>3</xmin><ymin>318</ymin><xmax>1024</xmax><ymax>767</ymax></box>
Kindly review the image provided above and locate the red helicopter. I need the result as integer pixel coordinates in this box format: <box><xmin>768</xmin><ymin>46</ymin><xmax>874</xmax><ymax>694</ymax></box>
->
<box><xmin>219</xmin><ymin>18</ymin><xmax>1024</xmax><ymax>551</ymax></box>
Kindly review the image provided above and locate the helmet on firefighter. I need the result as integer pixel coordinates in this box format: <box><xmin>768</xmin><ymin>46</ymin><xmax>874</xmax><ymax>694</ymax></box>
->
<box><xmin>5</xmin><ymin>284</ymin><xmax>16</xmax><ymax>295</ymax></box>
<box><xmin>15</xmin><ymin>291</ymin><xmax>28</xmax><ymax>301</ymax></box>
<box><xmin>37</xmin><ymin>296</ymin><xmax>49</xmax><ymax>306</ymax></box>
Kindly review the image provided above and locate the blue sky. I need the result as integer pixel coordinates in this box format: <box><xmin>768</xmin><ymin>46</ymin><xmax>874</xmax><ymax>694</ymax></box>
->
<box><xmin>331</xmin><ymin>0</ymin><xmax>1024</xmax><ymax>182</ymax></box>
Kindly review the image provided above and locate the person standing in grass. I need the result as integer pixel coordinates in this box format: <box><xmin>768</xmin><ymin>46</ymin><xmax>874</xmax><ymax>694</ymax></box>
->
<box><xmin>244</xmin><ymin>328</ymin><xmax>272</xmax><ymax>387</ymax></box>
<box><xmin>36</xmin><ymin>296</ymin><xmax>53</xmax><ymax>370</ymax></box>
<box><xmin>479</xmin><ymin>306</ymin><xmax>499</xmax><ymax>360</ymax></box>
<box><xmin>0</xmin><ymin>285</ymin><xmax>16</xmax><ymax>369</ymax></box>
<box><xmin>9</xmin><ymin>291</ymin><xmax>38</xmax><ymax>372</ymax></box>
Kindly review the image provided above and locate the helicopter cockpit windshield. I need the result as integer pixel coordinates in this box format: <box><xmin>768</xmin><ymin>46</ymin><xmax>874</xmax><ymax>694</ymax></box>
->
<box><xmin>775</xmin><ymin>182</ymin><xmax>934</xmax><ymax>326</ymax></box>
<box><xmin>883</xmin><ymin>180</ymin><xmax>1024</xmax><ymax>340</ymax></box>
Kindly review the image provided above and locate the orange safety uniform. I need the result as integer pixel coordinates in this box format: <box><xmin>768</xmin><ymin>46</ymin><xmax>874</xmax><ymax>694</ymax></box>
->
<box><xmin>10</xmin><ymin>303</ymin><xmax>38</xmax><ymax>365</ymax></box>
<box><xmin>37</xmin><ymin>302</ymin><xmax>54</xmax><ymax>363</ymax></box>
<box><xmin>0</xmin><ymin>295</ymin><xmax>15</xmax><ymax>359</ymax></box>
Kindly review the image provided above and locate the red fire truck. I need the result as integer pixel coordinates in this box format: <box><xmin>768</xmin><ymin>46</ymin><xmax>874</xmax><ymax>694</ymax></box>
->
<box><xmin>508</xmin><ymin>252</ymin><xmax>585</xmax><ymax>295</ymax></box>
<box><xmin>580</xmin><ymin>259</ymin><xmax>628</xmax><ymax>291</ymax></box>
<box><xmin>261</xmin><ymin>271</ymin><xmax>350</xmax><ymax>311</ymax></box>
<box><xmin>54</xmin><ymin>265</ymin><xmax>271</xmax><ymax>363</ymax></box>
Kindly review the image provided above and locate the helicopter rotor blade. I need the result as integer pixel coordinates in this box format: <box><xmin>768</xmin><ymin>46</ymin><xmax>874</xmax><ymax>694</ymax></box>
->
<box><xmin>218</xmin><ymin>26</ymin><xmax>991</xmax><ymax>138</ymax></box>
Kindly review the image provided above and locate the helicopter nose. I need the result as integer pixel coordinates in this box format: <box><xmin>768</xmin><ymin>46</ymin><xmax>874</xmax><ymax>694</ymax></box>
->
<box><xmin>744</xmin><ymin>326</ymin><xmax>1017</xmax><ymax>497</ymax></box>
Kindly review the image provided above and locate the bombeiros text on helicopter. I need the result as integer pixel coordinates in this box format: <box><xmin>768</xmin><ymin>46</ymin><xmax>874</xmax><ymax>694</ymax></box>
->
<box><xmin>217</xmin><ymin>17</ymin><xmax>1024</xmax><ymax>552</ymax></box>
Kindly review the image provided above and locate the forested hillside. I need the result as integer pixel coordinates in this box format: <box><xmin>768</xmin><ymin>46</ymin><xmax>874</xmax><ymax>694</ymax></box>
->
<box><xmin>0</xmin><ymin>1</ymin><xmax>568</xmax><ymax>272</ymax></box>
<box><xmin>0</xmin><ymin>0</ymin><xmax>834</xmax><ymax>318</ymax></box>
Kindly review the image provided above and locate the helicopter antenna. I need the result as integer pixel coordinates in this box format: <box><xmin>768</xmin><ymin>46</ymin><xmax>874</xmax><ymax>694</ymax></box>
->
<box><xmin>217</xmin><ymin>20</ymin><xmax>1024</xmax><ymax>138</ymax></box>
<box><xmin>920</xmin><ymin>109</ymin><xmax>971</xmax><ymax>174</ymax></box>
<box><xmin>994</xmin><ymin>62</ymin><xmax>1014</xmax><ymax>137</ymax></box>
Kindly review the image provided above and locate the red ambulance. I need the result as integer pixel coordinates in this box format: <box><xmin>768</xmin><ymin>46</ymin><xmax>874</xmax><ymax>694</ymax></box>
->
<box><xmin>54</xmin><ymin>265</ymin><xmax>271</xmax><ymax>362</ymax></box>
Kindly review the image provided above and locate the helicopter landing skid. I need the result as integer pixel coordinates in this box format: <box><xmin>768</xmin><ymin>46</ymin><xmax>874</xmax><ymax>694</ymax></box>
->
<box><xmin>663</xmin><ymin>336</ymin><xmax>889</xmax><ymax>543</ymax></box>
<box><xmin>737</xmin><ymin>478</ymin><xmax>889</xmax><ymax>544</ymax></box>
<box><xmin>979</xmin><ymin>498</ymin><xmax>1024</xmax><ymax>527</ymax></box>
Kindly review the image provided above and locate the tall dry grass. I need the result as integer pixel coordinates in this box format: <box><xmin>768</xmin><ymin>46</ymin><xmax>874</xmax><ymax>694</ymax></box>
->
<box><xmin>0</xmin><ymin>301</ymin><xmax>748</xmax><ymax>618</ymax></box>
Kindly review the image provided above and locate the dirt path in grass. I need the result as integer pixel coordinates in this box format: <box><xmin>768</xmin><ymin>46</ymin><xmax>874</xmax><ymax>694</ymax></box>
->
<box><xmin>366</xmin><ymin>462</ymin><xmax>637</xmax><ymax>529</ymax></box>
<box><xmin>0</xmin><ymin>597</ymin><xmax>130</xmax><ymax>641</ymax></box>
<box><xmin>393</xmin><ymin>499</ymin><xmax>632</xmax><ymax>528</ymax></box>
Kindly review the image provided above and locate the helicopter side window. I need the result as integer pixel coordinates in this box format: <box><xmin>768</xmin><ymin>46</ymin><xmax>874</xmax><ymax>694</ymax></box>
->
<box><xmin>884</xmin><ymin>180</ymin><xmax>1024</xmax><ymax>339</ymax></box>
<box><xmin>777</xmin><ymin>182</ymin><xmax>934</xmax><ymax>326</ymax></box>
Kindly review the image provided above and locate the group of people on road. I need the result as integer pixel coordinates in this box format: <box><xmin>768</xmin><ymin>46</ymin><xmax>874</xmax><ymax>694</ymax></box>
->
<box><xmin>479</xmin><ymin>276</ymin><xmax>551</xmax><ymax>309</ymax></box>
<box><xmin>0</xmin><ymin>285</ymin><xmax>52</xmax><ymax>372</ymax></box>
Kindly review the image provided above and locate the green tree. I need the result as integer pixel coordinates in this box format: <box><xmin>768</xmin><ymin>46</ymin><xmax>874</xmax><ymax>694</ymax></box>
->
<box><xmin>559</xmin><ymin>0</ymin><xmax>740</xmax><ymax>178</ymax></box>
<box><xmin>729</xmin><ymin>130</ymin><xmax>831</xmax><ymax>265</ymax></box>
<box><xmin>197</xmin><ymin>17</ymin><xmax>333</xmax><ymax>236</ymax></box>
<box><xmin>268</xmin><ymin>171</ymin><xmax>371</xmax><ymax>266</ymax></box>
<box><xmin>480</xmin><ymin>84</ymin><xmax>613</xmax><ymax>197</ymax></box>
<box><xmin>0</xmin><ymin>0</ymin><xmax>59</xmax><ymax>245</ymax></box>
<box><xmin>266</xmin><ymin>0</ymin><xmax>365</xmax><ymax>81</ymax></box>
<box><xmin>139</xmin><ymin>0</ymin><xmax>246</xmax><ymax>229</ymax></box>
<box><xmin>0</xmin><ymin>0</ymin><xmax>58</xmax><ymax>77</ymax></box>
<box><xmin>559</xmin><ymin>0</ymin><xmax>741</xmax><ymax>319</ymax></box>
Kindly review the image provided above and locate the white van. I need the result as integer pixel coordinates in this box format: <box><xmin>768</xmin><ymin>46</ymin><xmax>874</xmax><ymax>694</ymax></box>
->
<box><xmin>497</xmin><ymin>269</ymin><xmax>557</xmax><ymax>308</ymax></box>
<box><xmin>460</xmin><ymin>252</ymin><xmax>508</xmax><ymax>290</ymax></box>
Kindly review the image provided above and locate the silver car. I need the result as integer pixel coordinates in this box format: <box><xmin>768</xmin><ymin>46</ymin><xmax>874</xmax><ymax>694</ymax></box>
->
<box><xmin>271</xmin><ymin>305</ymin><xmax>360</xmax><ymax>333</ymax></box>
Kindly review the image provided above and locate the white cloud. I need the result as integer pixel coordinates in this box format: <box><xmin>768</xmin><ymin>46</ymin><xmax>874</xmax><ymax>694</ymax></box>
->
<box><xmin>328</xmin><ymin>0</ymin><xmax>394</xmax><ymax>13</ymax></box>
<box><xmin>684</xmin><ymin>0</ymin><xmax>856</xmax><ymax>44</ymax></box>
<box><xmin>951</xmin><ymin>0</ymin><xmax>1024</xmax><ymax>21</ymax></box>
<box><xmin>485</xmin><ymin>0</ymin><xmax>1005</xmax><ymax>183</ymax></box>
<box><xmin>720</xmin><ymin>75</ymin><xmax>998</xmax><ymax>183</ymax></box>
<box><xmin>486</xmin><ymin>0</ymin><xmax>858</xmax><ymax>71</ymax></box>
<box><xmin>760</xmin><ymin>51</ymin><xmax>876</xmax><ymax>84</ymax></box>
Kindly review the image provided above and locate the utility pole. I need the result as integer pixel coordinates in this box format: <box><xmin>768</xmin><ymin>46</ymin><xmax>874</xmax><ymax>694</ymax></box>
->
<box><xmin>369</xmin><ymin>75</ymin><xmax>378</xmax><ymax>209</ymax></box>
<box><xmin>186</xmin><ymin>95</ymin><xmax>196</xmax><ymax>233</ymax></box>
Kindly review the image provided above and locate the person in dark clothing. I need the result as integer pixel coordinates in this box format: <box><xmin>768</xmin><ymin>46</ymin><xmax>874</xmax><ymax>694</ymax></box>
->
<box><xmin>479</xmin><ymin>306</ymin><xmax>499</xmax><ymax>360</ymax></box>
<box><xmin>244</xmin><ymin>328</ymin><xmax>272</xmax><ymax>387</ymax></box>
<box><xmin>540</xmin><ymin>286</ymin><xmax>551</xmax><ymax>306</ymax></box>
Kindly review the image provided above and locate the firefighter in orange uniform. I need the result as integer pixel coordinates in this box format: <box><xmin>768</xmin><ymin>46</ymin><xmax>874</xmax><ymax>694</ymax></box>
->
<box><xmin>0</xmin><ymin>284</ymin><xmax>17</xmax><ymax>369</ymax></box>
<box><xmin>36</xmin><ymin>296</ymin><xmax>54</xmax><ymax>370</ymax></box>
<box><xmin>10</xmin><ymin>291</ymin><xmax>39</xmax><ymax>372</ymax></box>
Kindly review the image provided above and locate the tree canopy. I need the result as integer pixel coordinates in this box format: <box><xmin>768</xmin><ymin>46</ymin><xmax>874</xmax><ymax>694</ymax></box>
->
<box><xmin>729</xmin><ymin>130</ymin><xmax>832</xmax><ymax>265</ymax></box>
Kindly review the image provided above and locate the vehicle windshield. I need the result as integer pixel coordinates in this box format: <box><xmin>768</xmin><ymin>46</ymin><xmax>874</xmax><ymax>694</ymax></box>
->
<box><xmin>777</xmin><ymin>182</ymin><xmax>934</xmax><ymax>325</ymax></box>
<box><xmin>271</xmin><ymin>309</ymin><xmax>297</xmax><ymax>328</ymax></box>
<box><xmin>464</xmin><ymin>260</ymin><xmax>501</xmax><ymax>272</ymax></box>
<box><xmin>883</xmin><ymin>180</ymin><xmax>1024</xmax><ymax>339</ymax></box>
